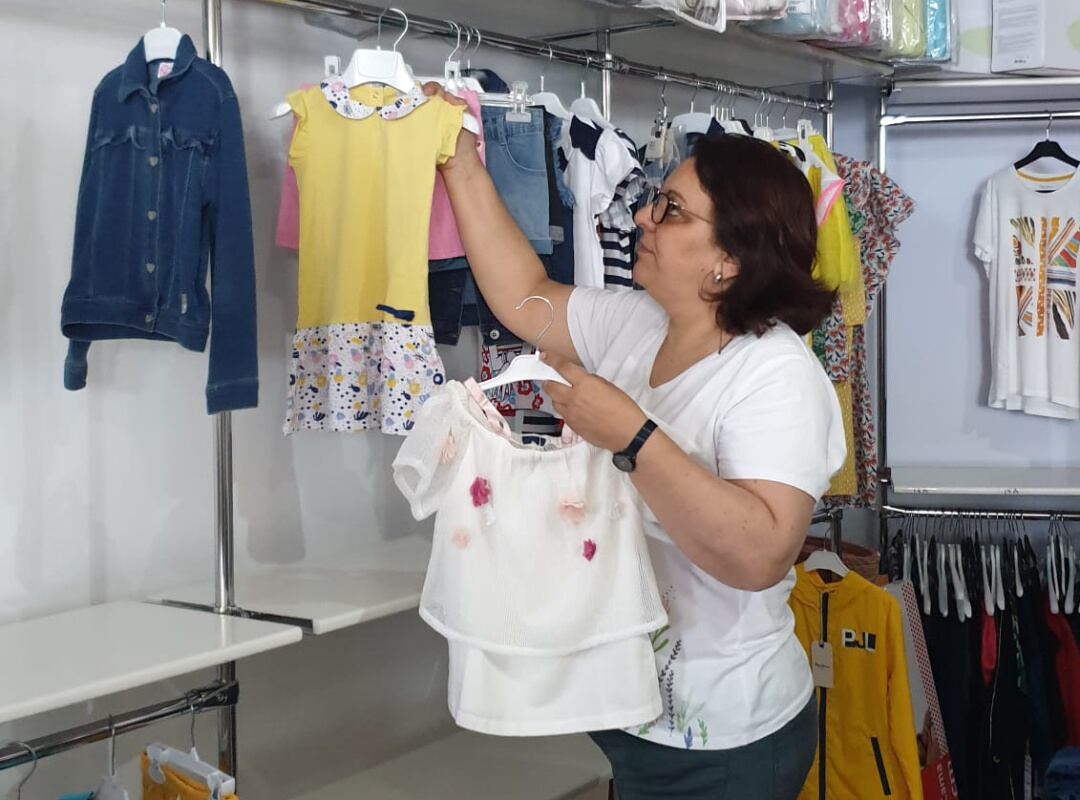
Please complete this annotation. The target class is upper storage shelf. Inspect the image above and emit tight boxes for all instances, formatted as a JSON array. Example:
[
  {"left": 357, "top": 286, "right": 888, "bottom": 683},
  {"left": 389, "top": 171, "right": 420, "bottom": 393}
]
[{"left": 275, "top": 0, "right": 892, "bottom": 91}]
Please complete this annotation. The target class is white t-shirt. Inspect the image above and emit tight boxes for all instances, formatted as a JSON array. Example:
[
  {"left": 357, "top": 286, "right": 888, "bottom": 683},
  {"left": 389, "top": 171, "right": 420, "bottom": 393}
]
[
  {"left": 974, "top": 166, "right": 1080, "bottom": 419},
  {"left": 567, "top": 287, "right": 847, "bottom": 750}
]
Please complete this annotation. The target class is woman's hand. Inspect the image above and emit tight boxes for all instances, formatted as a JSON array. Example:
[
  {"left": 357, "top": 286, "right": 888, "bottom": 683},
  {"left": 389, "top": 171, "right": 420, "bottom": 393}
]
[
  {"left": 421, "top": 82, "right": 480, "bottom": 171},
  {"left": 541, "top": 353, "right": 648, "bottom": 453}
]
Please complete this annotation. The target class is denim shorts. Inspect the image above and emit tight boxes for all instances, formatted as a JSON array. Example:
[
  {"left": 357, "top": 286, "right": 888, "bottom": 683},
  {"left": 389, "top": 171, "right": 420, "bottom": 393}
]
[
  {"left": 589, "top": 698, "right": 817, "bottom": 800},
  {"left": 481, "top": 105, "right": 552, "bottom": 255}
]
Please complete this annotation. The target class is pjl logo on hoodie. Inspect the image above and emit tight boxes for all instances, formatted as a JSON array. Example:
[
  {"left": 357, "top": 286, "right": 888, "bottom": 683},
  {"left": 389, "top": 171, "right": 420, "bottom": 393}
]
[{"left": 842, "top": 628, "right": 877, "bottom": 652}]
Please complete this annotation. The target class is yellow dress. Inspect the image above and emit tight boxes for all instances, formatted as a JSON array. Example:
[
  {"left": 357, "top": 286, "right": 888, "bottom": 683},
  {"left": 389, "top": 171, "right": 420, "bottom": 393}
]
[{"left": 284, "top": 80, "right": 464, "bottom": 434}]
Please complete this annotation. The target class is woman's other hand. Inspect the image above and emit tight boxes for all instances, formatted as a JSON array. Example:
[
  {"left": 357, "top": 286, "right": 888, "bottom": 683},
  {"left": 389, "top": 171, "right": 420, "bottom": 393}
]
[
  {"left": 421, "top": 82, "right": 479, "bottom": 171},
  {"left": 541, "top": 353, "right": 648, "bottom": 453}
]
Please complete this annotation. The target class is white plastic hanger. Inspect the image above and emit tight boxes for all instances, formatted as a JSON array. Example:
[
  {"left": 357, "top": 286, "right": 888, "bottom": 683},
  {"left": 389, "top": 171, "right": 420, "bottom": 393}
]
[
  {"left": 902, "top": 530, "right": 912, "bottom": 583},
  {"left": 949, "top": 542, "right": 971, "bottom": 621},
  {"left": 981, "top": 543, "right": 995, "bottom": 616},
  {"left": 531, "top": 46, "right": 571, "bottom": 120},
  {"left": 671, "top": 85, "right": 715, "bottom": 138},
  {"left": 147, "top": 744, "right": 235, "bottom": 800},
  {"left": 340, "top": 7, "right": 415, "bottom": 92},
  {"left": 1011, "top": 515, "right": 1024, "bottom": 600},
  {"left": 803, "top": 541, "right": 849, "bottom": 578},
  {"left": 94, "top": 718, "right": 130, "bottom": 800},
  {"left": 569, "top": 56, "right": 612, "bottom": 129},
  {"left": 993, "top": 543, "right": 1005, "bottom": 612},
  {"left": 144, "top": 0, "right": 182, "bottom": 63},
  {"left": 477, "top": 296, "right": 571, "bottom": 392},
  {"left": 917, "top": 530, "right": 932, "bottom": 615},
  {"left": 270, "top": 55, "right": 341, "bottom": 119},
  {"left": 1049, "top": 536, "right": 1062, "bottom": 615},
  {"left": 751, "top": 92, "right": 774, "bottom": 142},
  {"left": 936, "top": 540, "right": 949, "bottom": 618},
  {"left": 773, "top": 102, "right": 799, "bottom": 141}
]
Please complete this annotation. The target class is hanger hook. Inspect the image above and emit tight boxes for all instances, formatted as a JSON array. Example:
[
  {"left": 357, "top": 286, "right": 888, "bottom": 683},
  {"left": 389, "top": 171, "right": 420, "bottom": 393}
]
[
  {"left": 14, "top": 743, "right": 38, "bottom": 800},
  {"left": 689, "top": 80, "right": 700, "bottom": 113},
  {"left": 467, "top": 25, "right": 481, "bottom": 69},
  {"left": 376, "top": 6, "right": 408, "bottom": 52},
  {"left": 108, "top": 714, "right": 118, "bottom": 777},
  {"left": 540, "top": 44, "right": 554, "bottom": 92},
  {"left": 188, "top": 692, "right": 199, "bottom": 752},
  {"left": 515, "top": 296, "right": 556, "bottom": 349},
  {"left": 581, "top": 55, "right": 592, "bottom": 99},
  {"left": 446, "top": 21, "right": 462, "bottom": 62},
  {"left": 160, "top": 0, "right": 167, "bottom": 28},
  {"left": 1047, "top": 110, "right": 1054, "bottom": 140},
  {"left": 658, "top": 74, "right": 668, "bottom": 107}
]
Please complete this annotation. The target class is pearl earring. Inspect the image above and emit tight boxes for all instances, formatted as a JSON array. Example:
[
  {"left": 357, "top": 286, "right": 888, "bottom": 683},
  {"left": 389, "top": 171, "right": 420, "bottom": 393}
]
[{"left": 713, "top": 270, "right": 724, "bottom": 284}]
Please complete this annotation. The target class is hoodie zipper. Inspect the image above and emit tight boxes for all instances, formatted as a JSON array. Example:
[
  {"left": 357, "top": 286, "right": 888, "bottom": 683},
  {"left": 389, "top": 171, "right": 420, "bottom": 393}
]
[{"left": 818, "top": 592, "right": 829, "bottom": 800}]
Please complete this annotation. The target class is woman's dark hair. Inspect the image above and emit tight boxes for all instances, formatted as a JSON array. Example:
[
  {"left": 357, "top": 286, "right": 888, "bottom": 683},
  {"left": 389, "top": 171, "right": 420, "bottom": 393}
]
[{"left": 691, "top": 135, "right": 836, "bottom": 337}]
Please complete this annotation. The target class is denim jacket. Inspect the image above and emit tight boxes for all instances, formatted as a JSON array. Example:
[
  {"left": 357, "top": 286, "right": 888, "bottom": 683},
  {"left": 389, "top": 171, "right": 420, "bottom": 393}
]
[{"left": 62, "top": 35, "right": 258, "bottom": 413}]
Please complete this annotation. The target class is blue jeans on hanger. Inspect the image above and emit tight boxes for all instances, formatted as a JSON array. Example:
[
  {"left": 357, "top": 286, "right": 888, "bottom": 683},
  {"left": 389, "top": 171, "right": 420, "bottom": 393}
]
[{"left": 481, "top": 105, "right": 552, "bottom": 255}]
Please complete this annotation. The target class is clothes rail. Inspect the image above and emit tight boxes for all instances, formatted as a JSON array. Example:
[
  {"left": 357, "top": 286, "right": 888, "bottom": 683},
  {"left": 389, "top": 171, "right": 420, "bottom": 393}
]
[
  {"left": 882, "top": 109, "right": 1080, "bottom": 128},
  {"left": 252, "top": 0, "right": 831, "bottom": 112},
  {"left": 0, "top": 680, "right": 238, "bottom": 772},
  {"left": 882, "top": 504, "right": 1080, "bottom": 522}
]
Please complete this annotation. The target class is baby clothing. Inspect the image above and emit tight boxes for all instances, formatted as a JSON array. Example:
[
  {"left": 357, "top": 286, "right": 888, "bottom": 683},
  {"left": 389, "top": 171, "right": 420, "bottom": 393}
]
[
  {"left": 393, "top": 380, "right": 666, "bottom": 735},
  {"left": 283, "top": 79, "right": 463, "bottom": 435}
]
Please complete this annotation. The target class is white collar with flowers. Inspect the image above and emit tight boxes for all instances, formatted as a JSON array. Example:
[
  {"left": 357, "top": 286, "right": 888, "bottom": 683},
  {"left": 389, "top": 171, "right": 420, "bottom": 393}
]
[{"left": 320, "top": 78, "right": 428, "bottom": 121}]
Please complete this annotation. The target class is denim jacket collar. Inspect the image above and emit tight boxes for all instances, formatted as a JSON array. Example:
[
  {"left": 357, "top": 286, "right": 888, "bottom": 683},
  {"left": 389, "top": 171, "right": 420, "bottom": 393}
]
[{"left": 117, "top": 34, "right": 198, "bottom": 101}]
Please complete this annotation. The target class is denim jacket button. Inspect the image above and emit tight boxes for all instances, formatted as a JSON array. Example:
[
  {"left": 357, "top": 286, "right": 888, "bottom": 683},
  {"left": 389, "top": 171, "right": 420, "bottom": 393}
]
[
  {"left": 149, "top": 103, "right": 158, "bottom": 113},
  {"left": 146, "top": 262, "right": 156, "bottom": 274},
  {"left": 144, "top": 314, "right": 154, "bottom": 324},
  {"left": 147, "top": 210, "right": 157, "bottom": 221},
  {"left": 148, "top": 156, "right": 159, "bottom": 167},
  {"left": 489, "top": 329, "right": 501, "bottom": 341}
]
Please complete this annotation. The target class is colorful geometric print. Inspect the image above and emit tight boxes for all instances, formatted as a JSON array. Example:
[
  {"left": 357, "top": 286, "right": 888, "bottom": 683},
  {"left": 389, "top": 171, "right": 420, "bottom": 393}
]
[
  {"left": 1011, "top": 216, "right": 1036, "bottom": 248},
  {"left": 1052, "top": 289, "right": 1076, "bottom": 340},
  {"left": 1016, "top": 285, "right": 1034, "bottom": 336},
  {"left": 1038, "top": 218, "right": 1054, "bottom": 337},
  {"left": 1049, "top": 220, "right": 1080, "bottom": 287}
]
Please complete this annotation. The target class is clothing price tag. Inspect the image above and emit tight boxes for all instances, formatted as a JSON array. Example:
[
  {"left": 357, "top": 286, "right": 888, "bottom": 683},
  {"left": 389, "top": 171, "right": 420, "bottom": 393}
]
[
  {"left": 644, "top": 127, "right": 667, "bottom": 161},
  {"left": 157, "top": 62, "right": 174, "bottom": 79},
  {"left": 811, "top": 642, "right": 834, "bottom": 688}
]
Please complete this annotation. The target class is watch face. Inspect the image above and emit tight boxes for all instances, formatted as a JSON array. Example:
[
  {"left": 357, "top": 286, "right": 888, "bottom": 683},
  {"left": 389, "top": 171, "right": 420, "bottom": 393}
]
[{"left": 613, "top": 453, "right": 634, "bottom": 473}]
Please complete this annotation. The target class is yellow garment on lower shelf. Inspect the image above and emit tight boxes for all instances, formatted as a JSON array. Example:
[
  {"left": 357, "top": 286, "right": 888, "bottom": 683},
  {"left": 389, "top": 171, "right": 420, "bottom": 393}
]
[
  {"left": 142, "top": 753, "right": 239, "bottom": 800},
  {"left": 826, "top": 380, "right": 857, "bottom": 497}
]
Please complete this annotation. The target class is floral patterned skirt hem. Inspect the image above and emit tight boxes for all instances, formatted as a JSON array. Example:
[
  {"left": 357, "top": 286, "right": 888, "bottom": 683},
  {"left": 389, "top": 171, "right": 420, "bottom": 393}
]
[{"left": 283, "top": 321, "right": 446, "bottom": 436}]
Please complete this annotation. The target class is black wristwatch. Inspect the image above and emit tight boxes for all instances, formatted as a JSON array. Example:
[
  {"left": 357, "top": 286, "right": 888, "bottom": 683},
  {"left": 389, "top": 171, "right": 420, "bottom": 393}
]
[{"left": 613, "top": 419, "right": 658, "bottom": 473}]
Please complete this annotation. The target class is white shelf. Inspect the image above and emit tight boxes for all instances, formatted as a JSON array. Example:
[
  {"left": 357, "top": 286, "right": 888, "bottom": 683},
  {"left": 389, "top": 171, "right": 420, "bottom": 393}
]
[
  {"left": 890, "top": 466, "right": 1080, "bottom": 497},
  {"left": 0, "top": 601, "right": 302, "bottom": 725},
  {"left": 152, "top": 535, "right": 432, "bottom": 635},
  {"left": 291, "top": 730, "right": 611, "bottom": 800}
]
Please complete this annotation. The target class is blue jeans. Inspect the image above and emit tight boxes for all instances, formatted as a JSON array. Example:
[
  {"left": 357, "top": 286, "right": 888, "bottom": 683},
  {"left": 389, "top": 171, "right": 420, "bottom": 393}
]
[
  {"left": 589, "top": 699, "right": 817, "bottom": 800},
  {"left": 1048, "top": 748, "right": 1080, "bottom": 800},
  {"left": 481, "top": 105, "right": 552, "bottom": 255}
]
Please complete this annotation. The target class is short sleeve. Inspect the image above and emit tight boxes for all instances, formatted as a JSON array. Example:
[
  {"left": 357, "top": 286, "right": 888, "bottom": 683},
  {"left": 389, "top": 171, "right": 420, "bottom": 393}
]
[
  {"left": 274, "top": 119, "right": 301, "bottom": 251},
  {"left": 286, "top": 89, "right": 308, "bottom": 167},
  {"left": 392, "top": 391, "right": 460, "bottom": 520},
  {"left": 590, "top": 134, "right": 635, "bottom": 217},
  {"left": 567, "top": 287, "right": 654, "bottom": 372},
  {"left": 714, "top": 354, "right": 846, "bottom": 500},
  {"left": 973, "top": 179, "right": 994, "bottom": 273},
  {"left": 435, "top": 98, "right": 465, "bottom": 165}
]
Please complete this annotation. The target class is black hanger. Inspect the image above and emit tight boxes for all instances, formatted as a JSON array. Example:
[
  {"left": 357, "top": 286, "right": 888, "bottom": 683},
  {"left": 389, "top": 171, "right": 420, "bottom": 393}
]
[{"left": 1014, "top": 113, "right": 1079, "bottom": 170}]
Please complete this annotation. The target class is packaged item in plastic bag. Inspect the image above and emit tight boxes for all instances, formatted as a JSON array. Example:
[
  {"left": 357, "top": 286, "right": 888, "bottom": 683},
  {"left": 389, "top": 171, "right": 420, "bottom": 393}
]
[
  {"left": 923, "top": 0, "right": 953, "bottom": 61},
  {"left": 726, "top": 0, "right": 788, "bottom": 21},
  {"left": 882, "top": 0, "right": 926, "bottom": 58},
  {"left": 751, "top": 0, "right": 842, "bottom": 38},
  {"left": 582, "top": 0, "right": 726, "bottom": 32},
  {"left": 825, "top": 0, "right": 879, "bottom": 46}
]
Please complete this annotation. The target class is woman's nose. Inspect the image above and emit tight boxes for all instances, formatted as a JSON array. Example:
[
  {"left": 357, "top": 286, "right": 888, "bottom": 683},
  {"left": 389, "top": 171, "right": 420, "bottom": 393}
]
[{"left": 634, "top": 205, "right": 654, "bottom": 232}]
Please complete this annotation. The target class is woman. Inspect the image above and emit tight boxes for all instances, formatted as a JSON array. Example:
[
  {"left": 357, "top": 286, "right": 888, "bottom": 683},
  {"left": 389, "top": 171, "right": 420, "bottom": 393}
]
[{"left": 429, "top": 85, "right": 846, "bottom": 799}]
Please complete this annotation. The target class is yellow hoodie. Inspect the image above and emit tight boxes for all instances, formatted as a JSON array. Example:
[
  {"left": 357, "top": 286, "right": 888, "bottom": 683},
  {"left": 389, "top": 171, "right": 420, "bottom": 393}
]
[{"left": 789, "top": 565, "right": 923, "bottom": 800}]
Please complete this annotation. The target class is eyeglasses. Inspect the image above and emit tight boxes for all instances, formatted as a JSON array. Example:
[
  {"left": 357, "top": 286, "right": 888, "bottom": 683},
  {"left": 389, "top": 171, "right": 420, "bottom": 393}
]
[{"left": 647, "top": 187, "right": 712, "bottom": 225}]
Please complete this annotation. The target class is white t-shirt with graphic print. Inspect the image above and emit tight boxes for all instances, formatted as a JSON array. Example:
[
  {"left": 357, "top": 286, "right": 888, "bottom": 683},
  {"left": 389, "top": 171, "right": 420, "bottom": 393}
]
[
  {"left": 567, "top": 286, "right": 846, "bottom": 750},
  {"left": 974, "top": 166, "right": 1080, "bottom": 419}
]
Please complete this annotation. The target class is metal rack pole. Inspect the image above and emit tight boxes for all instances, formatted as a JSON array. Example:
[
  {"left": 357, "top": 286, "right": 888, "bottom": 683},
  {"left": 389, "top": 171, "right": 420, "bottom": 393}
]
[
  {"left": 882, "top": 109, "right": 1080, "bottom": 127},
  {"left": 598, "top": 27, "right": 612, "bottom": 121},
  {"left": 875, "top": 85, "right": 891, "bottom": 554},
  {"left": 0, "top": 681, "right": 238, "bottom": 772},
  {"left": 203, "top": 0, "right": 238, "bottom": 780},
  {"left": 823, "top": 80, "right": 835, "bottom": 149},
  {"left": 882, "top": 504, "right": 1080, "bottom": 522},
  {"left": 250, "top": 0, "right": 831, "bottom": 112}
]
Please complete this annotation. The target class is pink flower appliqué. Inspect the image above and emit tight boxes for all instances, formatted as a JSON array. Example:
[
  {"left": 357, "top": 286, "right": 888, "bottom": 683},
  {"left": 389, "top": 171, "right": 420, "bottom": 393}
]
[
  {"left": 439, "top": 433, "right": 457, "bottom": 465},
  {"left": 558, "top": 497, "right": 587, "bottom": 526},
  {"left": 583, "top": 539, "right": 597, "bottom": 561},
  {"left": 469, "top": 477, "right": 492, "bottom": 508},
  {"left": 451, "top": 527, "right": 471, "bottom": 550}
]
